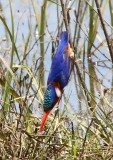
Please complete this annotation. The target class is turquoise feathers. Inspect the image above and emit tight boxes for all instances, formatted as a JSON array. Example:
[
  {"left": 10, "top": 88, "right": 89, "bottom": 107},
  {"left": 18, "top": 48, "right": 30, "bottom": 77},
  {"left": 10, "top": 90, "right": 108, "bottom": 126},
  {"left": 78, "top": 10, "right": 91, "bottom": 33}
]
[{"left": 43, "top": 84, "right": 56, "bottom": 111}]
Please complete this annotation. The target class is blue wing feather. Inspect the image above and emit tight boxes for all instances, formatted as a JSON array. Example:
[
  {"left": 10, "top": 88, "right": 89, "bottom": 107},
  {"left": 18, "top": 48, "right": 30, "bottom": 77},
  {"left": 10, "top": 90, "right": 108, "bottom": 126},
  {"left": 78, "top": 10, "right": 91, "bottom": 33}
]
[{"left": 47, "top": 31, "right": 71, "bottom": 89}]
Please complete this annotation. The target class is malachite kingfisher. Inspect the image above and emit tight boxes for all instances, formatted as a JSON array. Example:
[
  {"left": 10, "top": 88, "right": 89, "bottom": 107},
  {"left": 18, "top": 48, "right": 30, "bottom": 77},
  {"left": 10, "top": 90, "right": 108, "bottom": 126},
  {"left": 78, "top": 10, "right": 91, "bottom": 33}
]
[{"left": 39, "top": 31, "right": 74, "bottom": 132}]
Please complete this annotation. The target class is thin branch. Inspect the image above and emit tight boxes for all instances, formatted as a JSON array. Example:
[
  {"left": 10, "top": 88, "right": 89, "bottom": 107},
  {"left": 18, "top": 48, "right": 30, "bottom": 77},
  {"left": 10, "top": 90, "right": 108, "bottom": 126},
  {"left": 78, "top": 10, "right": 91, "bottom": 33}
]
[
  {"left": 60, "top": 0, "right": 92, "bottom": 110},
  {"left": 95, "top": 0, "right": 113, "bottom": 63}
]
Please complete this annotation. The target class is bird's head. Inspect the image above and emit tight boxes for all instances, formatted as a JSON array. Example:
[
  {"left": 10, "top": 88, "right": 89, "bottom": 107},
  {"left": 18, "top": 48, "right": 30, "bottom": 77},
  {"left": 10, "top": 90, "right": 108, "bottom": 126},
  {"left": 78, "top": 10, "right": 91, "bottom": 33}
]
[
  {"left": 43, "top": 84, "right": 57, "bottom": 111},
  {"left": 39, "top": 83, "right": 62, "bottom": 132}
]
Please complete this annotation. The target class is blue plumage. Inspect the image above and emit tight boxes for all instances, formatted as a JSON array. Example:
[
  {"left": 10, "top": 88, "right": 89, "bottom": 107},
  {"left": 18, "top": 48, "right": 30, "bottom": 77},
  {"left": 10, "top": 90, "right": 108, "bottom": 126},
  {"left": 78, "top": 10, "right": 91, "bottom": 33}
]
[
  {"left": 47, "top": 31, "right": 71, "bottom": 89},
  {"left": 40, "top": 31, "right": 72, "bottom": 131}
]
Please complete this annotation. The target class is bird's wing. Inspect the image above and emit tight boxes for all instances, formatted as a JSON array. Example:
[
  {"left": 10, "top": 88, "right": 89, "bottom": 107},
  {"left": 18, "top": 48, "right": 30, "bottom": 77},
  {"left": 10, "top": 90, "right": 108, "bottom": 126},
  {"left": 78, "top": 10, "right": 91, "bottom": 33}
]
[
  {"left": 47, "top": 46, "right": 71, "bottom": 89},
  {"left": 47, "top": 31, "right": 73, "bottom": 89}
]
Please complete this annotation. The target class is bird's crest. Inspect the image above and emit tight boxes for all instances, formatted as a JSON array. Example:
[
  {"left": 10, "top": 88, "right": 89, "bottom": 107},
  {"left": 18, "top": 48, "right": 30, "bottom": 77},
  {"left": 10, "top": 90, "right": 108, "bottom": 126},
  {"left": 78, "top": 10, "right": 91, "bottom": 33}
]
[{"left": 43, "top": 84, "right": 56, "bottom": 111}]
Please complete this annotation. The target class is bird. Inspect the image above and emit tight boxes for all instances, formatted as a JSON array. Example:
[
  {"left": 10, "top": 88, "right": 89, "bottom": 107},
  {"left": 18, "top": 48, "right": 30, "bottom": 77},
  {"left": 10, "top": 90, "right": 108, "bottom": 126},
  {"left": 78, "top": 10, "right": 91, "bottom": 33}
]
[{"left": 39, "top": 31, "right": 74, "bottom": 132}]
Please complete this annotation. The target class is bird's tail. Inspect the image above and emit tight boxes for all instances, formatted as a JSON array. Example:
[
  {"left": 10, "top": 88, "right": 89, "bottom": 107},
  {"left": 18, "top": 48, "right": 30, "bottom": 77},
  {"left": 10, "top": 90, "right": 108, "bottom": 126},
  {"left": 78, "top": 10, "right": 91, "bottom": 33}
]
[
  {"left": 60, "top": 31, "right": 68, "bottom": 43},
  {"left": 39, "top": 110, "right": 51, "bottom": 132}
]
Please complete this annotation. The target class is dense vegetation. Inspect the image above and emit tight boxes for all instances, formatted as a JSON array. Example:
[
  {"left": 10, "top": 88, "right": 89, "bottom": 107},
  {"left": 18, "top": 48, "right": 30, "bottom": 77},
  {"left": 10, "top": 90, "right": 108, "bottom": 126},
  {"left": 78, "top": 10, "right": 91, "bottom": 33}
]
[{"left": 0, "top": 0, "right": 113, "bottom": 159}]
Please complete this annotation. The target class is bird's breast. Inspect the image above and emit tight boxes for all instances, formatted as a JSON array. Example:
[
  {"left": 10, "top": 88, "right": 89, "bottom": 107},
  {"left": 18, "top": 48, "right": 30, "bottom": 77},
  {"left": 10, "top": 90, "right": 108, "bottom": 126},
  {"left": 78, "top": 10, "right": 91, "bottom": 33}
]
[{"left": 64, "top": 43, "right": 74, "bottom": 58}]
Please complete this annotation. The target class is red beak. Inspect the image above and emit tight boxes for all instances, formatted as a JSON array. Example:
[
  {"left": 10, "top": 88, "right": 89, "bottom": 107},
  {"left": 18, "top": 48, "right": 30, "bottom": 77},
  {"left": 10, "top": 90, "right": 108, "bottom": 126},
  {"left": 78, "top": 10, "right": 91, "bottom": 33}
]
[{"left": 39, "top": 110, "right": 51, "bottom": 132}]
